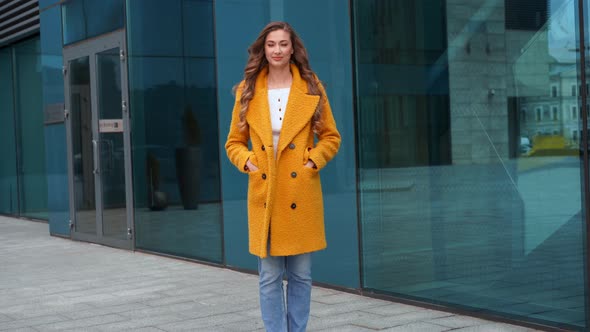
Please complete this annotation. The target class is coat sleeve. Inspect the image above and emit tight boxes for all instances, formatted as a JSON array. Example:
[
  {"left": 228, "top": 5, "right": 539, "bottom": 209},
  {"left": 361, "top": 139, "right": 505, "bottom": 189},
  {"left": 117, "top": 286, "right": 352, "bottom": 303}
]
[
  {"left": 225, "top": 82, "right": 256, "bottom": 174},
  {"left": 309, "top": 83, "right": 341, "bottom": 170}
]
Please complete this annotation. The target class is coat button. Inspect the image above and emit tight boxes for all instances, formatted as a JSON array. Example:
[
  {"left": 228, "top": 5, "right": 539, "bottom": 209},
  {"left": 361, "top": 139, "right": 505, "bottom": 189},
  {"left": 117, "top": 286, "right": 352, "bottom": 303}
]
[
  {"left": 291, "top": 203, "right": 296, "bottom": 209},
  {"left": 291, "top": 172, "right": 297, "bottom": 178},
  {"left": 264, "top": 202, "right": 267, "bottom": 208},
  {"left": 262, "top": 173, "right": 267, "bottom": 180},
  {"left": 289, "top": 143, "right": 296, "bottom": 149},
  {"left": 261, "top": 145, "right": 265, "bottom": 151}
]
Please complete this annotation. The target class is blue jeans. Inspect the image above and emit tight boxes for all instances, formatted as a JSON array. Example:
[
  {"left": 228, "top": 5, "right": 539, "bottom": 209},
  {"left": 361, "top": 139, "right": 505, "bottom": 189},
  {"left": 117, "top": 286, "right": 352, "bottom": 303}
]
[{"left": 258, "top": 253, "right": 312, "bottom": 332}]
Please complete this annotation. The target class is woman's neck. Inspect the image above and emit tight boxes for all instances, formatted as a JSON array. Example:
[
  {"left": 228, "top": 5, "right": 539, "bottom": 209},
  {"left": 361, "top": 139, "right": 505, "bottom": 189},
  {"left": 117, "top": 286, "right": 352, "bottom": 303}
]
[{"left": 267, "top": 65, "right": 292, "bottom": 89}]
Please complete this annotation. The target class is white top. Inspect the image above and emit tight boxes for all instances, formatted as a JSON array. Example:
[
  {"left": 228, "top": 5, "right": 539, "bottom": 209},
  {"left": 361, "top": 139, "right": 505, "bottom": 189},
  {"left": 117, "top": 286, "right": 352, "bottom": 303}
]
[{"left": 268, "top": 88, "right": 290, "bottom": 158}]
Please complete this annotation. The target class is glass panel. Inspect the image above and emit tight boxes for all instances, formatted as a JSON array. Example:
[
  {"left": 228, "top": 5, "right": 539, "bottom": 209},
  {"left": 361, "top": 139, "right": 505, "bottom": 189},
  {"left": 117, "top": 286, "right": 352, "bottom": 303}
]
[
  {"left": 214, "top": 0, "right": 359, "bottom": 285},
  {"left": 69, "top": 56, "right": 95, "bottom": 235},
  {"left": 355, "top": 0, "right": 586, "bottom": 329},
  {"left": 0, "top": 48, "right": 18, "bottom": 215},
  {"left": 97, "top": 47, "right": 127, "bottom": 239},
  {"left": 41, "top": 5, "right": 71, "bottom": 235},
  {"left": 214, "top": 0, "right": 269, "bottom": 270},
  {"left": 40, "top": 0, "right": 60, "bottom": 10},
  {"left": 126, "top": 0, "right": 182, "bottom": 57},
  {"left": 127, "top": 0, "right": 222, "bottom": 263},
  {"left": 61, "top": 0, "right": 124, "bottom": 45},
  {"left": 14, "top": 38, "right": 48, "bottom": 220},
  {"left": 183, "top": 0, "right": 214, "bottom": 58}
]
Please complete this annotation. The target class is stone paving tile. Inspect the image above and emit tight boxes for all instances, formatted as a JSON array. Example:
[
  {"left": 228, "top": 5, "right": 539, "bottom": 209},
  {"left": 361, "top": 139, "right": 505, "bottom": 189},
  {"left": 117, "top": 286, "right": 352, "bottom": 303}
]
[
  {"left": 0, "top": 292, "right": 49, "bottom": 313},
  {"left": 158, "top": 283, "right": 228, "bottom": 297},
  {"left": 211, "top": 314, "right": 266, "bottom": 331},
  {"left": 58, "top": 279, "right": 170, "bottom": 298},
  {"left": 360, "top": 302, "right": 424, "bottom": 316},
  {"left": 42, "top": 293, "right": 121, "bottom": 306},
  {"left": 0, "top": 314, "right": 68, "bottom": 331},
  {"left": 0, "top": 313, "right": 13, "bottom": 323},
  {"left": 306, "top": 310, "right": 388, "bottom": 331},
  {"left": 312, "top": 324, "right": 379, "bottom": 331},
  {"left": 3, "top": 328, "right": 39, "bottom": 332},
  {"left": 61, "top": 313, "right": 187, "bottom": 331},
  {"left": 313, "top": 293, "right": 360, "bottom": 305},
  {"left": 178, "top": 292, "right": 254, "bottom": 309},
  {"left": 0, "top": 303, "right": 95, "bottom": 320},
  {"left": 59, "top": 302, "right": 152, "bottom": 320},
  {"left": 121, "top": 328, "right": 167, "bottom": 332},
  {"left": 311, "top": 287, "right": 341, "bottom": 298},
  {"left": 31, "top": 313, "right": 127, "bottom": 331},
  {"left": 114, "top": 284, "right": 179, "bottom": 297},
  {"left": 117, "top": 301, "right": 204, "bottom": 319},
  {"left": 381, "top": 321, "right": 453, "bottom": 331},
  {"left": 311, "top": 299, "right": 390, "bottom": 318},
  {"left": 155, "top": 312, "right": 253, "bottom": 331},
  {"left": 175, "top": 299, "right": 255, "bottom": 320},
  {"left": 213, "top": 280, "right": 260, "bottom": 296},
  {"left": 235, "top": 307, "right": 262, "bottom": 319},
  {"left": 347, "top": 309, "right": 454, "bottom": 330},
  {"left": 453, "top": 323, "right": 542, "bottom": 332},
  {"left": 91, "top": 292, "right": 167, "bottom": 306},
  {"left": 427, "top": 315, "right": 494, "bottom": 329},
  {"left": 142, "top": 292, "right": 219, "bottom": 307},
  {"left": 0, "top": 285, "right": 87, "bottom": 303}
]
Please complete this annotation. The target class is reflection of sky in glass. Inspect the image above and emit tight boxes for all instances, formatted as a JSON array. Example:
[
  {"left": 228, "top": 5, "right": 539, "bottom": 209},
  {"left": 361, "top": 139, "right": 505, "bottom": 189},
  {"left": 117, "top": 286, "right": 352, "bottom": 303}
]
[{"left": 548, "top": 0, "right": 576, "bottom": 62}]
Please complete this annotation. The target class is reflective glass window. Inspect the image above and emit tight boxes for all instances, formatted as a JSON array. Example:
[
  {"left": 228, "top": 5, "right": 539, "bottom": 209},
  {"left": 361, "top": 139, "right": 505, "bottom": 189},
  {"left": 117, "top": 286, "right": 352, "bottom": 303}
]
[
  {"left": 61, "top": 0, "right": 124, "bottom": 45},
  {"left": 127, "top": 0, "right": 222, "bottom": 263},
  {"left": 0, "top": 38, "right": 48, "bottom": 219},
  {"left": 354, "top": 0, "right": 586, "bottom": 328},
  {"left": 126, "top": 0, "right": 182, "bottom": 56},
  {"left": 0, "top": 48, "right": 18, "bottom": 215},
  {"left": 14, "top": 38, "right": 48, "bottom": 220},
  {"left": 41, "top": 5, "right": 71, "bottom": 235}
]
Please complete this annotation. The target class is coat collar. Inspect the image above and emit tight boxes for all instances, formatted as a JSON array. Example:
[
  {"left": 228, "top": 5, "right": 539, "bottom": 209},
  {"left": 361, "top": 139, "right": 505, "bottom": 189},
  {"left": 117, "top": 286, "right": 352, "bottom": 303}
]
[{"left": 246, "top": 64, "right": 320, "bottom": 155}]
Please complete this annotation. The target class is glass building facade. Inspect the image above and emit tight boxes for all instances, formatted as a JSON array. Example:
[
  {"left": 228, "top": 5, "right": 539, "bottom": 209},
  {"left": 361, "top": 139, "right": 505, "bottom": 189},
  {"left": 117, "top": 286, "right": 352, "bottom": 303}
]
[
  {"left": 0, "top": 37, "right": 48, "bottom": 220},
  {"left": 1, "top": 0, "right": 589, "bottom": 329},
  {"left": 355, "top": 0, "right": 587, "bottom": 327}
]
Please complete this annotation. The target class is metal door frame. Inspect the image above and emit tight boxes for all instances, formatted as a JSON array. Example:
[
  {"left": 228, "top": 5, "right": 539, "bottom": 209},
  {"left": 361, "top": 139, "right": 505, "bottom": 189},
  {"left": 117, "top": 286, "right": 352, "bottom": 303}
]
[{"left": 63, "top": 29, "right": 134, "bottom": 250}]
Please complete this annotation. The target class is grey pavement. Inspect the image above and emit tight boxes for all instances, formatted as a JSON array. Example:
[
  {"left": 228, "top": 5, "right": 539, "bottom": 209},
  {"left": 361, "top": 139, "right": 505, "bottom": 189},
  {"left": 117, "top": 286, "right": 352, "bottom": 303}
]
[{"left": 0, "top": 216, "right": 546, "bottom": 332}]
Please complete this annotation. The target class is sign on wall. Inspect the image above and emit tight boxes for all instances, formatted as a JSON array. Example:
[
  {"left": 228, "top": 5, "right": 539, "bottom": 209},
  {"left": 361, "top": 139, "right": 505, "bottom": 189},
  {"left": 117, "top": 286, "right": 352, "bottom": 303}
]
[{"left": 99, "top": 119, "right": 123, "bottom": 133}]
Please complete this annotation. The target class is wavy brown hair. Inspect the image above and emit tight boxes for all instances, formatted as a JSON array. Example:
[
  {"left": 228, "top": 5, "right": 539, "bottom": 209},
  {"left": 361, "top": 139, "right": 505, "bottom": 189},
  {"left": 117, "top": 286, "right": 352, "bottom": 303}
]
[{"left": 234, "top": 21, "right": 324, "bottom": 133}]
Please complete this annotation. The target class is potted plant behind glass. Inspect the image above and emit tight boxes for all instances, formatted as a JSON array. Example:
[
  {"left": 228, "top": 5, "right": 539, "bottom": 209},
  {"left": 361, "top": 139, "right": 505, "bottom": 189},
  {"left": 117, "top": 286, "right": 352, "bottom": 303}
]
[
  {"left": 175, "top": 105, "right": 201, "bottom": 209},
  {"left": 147, "top": 152, "right": 168, "bottom": 211}
]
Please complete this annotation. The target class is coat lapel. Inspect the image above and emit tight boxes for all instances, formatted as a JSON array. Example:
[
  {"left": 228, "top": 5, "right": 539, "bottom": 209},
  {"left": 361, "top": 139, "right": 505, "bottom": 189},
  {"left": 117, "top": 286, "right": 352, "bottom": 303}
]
[
  {"left": 277, "top": 64, "right": 320, "bottom": 155},
  {"left": 246, "top": 68, "right": 273, "bottom": 147},
  {"left": 245, "top": 64, "right": 320, "bottom": 154}
]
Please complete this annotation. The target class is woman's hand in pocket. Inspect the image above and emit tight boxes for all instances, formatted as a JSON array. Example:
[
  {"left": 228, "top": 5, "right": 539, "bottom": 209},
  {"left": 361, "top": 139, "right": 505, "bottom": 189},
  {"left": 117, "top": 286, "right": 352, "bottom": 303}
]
[
  {"left": 246, "top": 159, "right": 259, "bottom": 172},
  {"left": 304, "top": 160, "right": 316, "bottom": 169}
]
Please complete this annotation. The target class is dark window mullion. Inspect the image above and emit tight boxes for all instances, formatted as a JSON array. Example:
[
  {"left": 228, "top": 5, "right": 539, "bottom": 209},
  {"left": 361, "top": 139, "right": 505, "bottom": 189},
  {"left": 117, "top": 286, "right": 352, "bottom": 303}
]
[{"left": 10, "top": 45, "right": 22, "bottom": 216}]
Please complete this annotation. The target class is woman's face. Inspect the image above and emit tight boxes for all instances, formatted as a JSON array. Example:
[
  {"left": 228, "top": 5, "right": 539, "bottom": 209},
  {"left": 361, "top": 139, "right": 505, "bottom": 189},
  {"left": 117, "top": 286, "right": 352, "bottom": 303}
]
[{"left": 265, "top": 29, "right": 293, "bottom": 68}]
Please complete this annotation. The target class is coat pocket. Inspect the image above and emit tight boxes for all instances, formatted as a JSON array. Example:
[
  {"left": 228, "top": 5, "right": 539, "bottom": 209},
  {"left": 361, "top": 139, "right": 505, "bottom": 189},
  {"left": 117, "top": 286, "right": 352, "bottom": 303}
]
[
  {"left": 302, "top": 146, "right": 312, "bottom": 165},
  {"left": 248, "top": 153, "right": 259, "bottom": 170},
  {"left": 302, "top": 164, "right": 319, "bottom": 177},
  {"left": 247, "top": 169, "right": 267, "bottom": 206}
]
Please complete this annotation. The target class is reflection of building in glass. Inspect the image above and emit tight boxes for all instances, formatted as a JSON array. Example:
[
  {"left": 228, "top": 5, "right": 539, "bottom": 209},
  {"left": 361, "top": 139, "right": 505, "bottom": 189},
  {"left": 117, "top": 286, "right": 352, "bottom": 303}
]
[
  {"left": 519, "top": 64, "right": 580, "bottom": 146},
  {"left": 356, "top": 0, "right": 585, "bottom": 329}
]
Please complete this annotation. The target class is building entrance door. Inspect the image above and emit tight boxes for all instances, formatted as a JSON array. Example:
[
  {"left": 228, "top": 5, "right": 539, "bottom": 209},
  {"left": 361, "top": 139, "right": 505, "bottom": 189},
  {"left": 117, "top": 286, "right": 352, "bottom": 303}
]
[{"left": 63, "top": 30, "right": 133, "bottom": 249}]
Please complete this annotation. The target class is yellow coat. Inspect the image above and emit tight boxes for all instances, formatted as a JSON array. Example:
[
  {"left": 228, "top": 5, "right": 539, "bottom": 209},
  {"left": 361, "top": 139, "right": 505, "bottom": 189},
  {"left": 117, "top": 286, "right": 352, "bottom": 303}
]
[{"left": 225, "top": 64, "right": 341, "bottom": 258}]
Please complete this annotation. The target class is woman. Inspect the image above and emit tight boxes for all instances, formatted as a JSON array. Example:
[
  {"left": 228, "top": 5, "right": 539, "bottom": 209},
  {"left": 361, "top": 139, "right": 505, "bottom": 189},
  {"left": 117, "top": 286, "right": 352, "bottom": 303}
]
[{"left": 225, "top": 21, "right": 341, "bottom": 332}]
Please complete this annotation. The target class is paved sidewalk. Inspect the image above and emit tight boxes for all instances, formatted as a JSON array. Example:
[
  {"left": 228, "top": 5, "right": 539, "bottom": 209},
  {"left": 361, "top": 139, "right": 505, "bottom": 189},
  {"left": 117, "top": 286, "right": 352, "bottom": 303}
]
[{"left": 0, "top": 216, "right": 544, "bottom": 332}]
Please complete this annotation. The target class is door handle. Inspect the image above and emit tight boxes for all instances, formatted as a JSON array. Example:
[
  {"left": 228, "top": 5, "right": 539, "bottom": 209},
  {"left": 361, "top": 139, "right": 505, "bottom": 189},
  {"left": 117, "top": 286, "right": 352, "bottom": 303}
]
[{"left": 92, "top": 139, "right": 99, "bottom": 174}]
